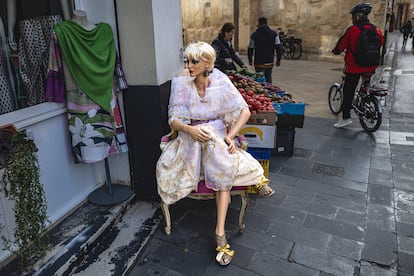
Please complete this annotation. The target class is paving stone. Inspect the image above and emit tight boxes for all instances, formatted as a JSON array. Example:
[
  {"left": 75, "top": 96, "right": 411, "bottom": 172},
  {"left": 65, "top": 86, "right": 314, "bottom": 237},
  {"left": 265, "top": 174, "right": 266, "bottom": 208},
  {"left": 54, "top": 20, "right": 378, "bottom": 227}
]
[
  {"left": 323, "top": 177, "right": 368, "bottom": 193},
  {"left": 370, "top": 156, "right": 393, "bottom": 171},
  {"left": 396, "top": 221, "right": 414, "bottom": 238},
  {"left": 303, "top": 214, "right": 364, "bottom": 241},
  {"left": 222, "top": 243, "right": 257, "bottom": 270},
  {"left": 252, "top": 201, "right": 306, "bottom": 225},
  {"left": 289, "top": 244, "right": 357, "bottom": 276},
  {"left": 368, "top": 184, "right": 394, "bottom": 206},
  {"left": 232, "top": 229, "right": 293, "bottom": 259},
  {"left": 359, "top": 261, "right": 398, "bottom": 276},
  {"left": 279, "top": 166, "right": 326, "bottom": 183},
  {"left": 362, "top": 227, "right": 397, "bottom": 266},
  {"left": 394, "top": 178, "right": 414, "bottom": 193},
  {"left": 366, "top": 204, "right": 395, "bottom": 231},
  {"left": 247, "top": 251, "right": 320, "bottom": 276},
  {"left": 399, "top": 252, "right": 414, "bottom": 274},
  {"left": 398, "top": 236, "right": 414, "bottom": 254},
  {"left": 334, "top": 208, "right": 365, "bottom": 228},
  {"left": 273, "top": 181, "right": 316, "bottom": 202},
  {"left": 371, "top": 144, "right": 392, "bottom": 158},
  {"left": 128, "top": 261, "right": 187, "bottom": 276},
  {"left": 396, "top": 209, "right": 414, "bottom": 225},
  {"left": 313, "top": 193, "right": 366, "bottom": 213},
  {"left": 341, "top": 163, "right": 370, "bottom": 183},
  {"left": 282, "top": 194, "right": 337, "bottom": 218},
  {"left": 202, "top": 263, "right": 261, "bottom": 276},
  {"left": 328, "top": 236, "right": 363, "bottom": 261},
  {"left": 395, "top": 190, "right": 414, "bottom": 213},
  {"left": 368, "top": 168, "right": 394, "bottom": 187},
  {"left": 243, "top": 212, "right": 275, "bottom": 233},
  {"left": 138, "top": 242, "right": 210, "bottom": 275},
  {"left": 269, "top": 220, "right": 331, "bottom": 251}
]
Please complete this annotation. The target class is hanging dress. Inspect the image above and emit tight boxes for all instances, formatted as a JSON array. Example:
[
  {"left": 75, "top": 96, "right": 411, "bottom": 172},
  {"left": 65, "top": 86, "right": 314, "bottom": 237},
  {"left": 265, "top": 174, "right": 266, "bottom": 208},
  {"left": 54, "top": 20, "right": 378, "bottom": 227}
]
[
  {"left": 0, "top": 17, "right": 17, "bottom": 114},
  {"left": 52, "top": 20, "right": 128, "bottom": 163},
  {"left": 15, "top": 0, "right": 64, "bottom": 106}
]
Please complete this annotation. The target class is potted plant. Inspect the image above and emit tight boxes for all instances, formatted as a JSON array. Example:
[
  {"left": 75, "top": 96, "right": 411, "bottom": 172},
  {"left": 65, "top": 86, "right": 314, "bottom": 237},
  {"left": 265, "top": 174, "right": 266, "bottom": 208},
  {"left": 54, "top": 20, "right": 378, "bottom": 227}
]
[{"left": 0, "top": 128, "right": 49, "bottom": 271}]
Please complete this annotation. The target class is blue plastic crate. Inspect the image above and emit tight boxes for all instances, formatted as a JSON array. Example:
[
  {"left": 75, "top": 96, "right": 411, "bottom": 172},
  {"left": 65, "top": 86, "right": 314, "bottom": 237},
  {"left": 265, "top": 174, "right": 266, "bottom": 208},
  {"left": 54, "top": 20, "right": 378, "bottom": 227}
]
[
  {"left": 247, "top": 147, "right": 272, "bottom": 160},
  {"left": 272, "top": 102, "right": 305, "bottom": 115}
]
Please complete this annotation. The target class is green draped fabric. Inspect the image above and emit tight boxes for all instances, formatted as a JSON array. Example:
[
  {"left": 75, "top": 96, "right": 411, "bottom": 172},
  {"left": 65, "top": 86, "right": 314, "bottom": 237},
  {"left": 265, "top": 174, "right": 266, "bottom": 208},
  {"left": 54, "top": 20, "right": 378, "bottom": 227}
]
[{"left": 54, "top": 20, "right": 116, "bottom": 112}]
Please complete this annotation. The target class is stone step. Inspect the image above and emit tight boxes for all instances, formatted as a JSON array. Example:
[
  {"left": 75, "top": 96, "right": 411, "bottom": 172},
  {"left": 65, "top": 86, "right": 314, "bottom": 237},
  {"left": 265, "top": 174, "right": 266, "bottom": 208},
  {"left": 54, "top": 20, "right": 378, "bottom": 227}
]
[{"left": 0, "top": 195, "right": 160, "bottom": 276}]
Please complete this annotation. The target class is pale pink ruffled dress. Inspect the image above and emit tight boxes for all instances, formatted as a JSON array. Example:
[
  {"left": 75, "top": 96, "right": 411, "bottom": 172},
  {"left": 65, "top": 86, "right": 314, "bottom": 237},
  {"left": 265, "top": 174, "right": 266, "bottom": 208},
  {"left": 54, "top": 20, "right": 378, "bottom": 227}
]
[{"left": 156, "top": 69, "right": 267, "bottom": 205}]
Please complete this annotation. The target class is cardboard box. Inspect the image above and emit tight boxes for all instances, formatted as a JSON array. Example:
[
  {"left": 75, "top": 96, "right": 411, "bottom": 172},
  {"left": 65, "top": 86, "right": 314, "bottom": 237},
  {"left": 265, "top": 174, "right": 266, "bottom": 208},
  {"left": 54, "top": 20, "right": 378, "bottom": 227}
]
[
  {"left": 240, "top": 124, "right": 276, "bottom": 148},
  {"left": 247, "top": 111, "right": 276, "bottom": 126}
]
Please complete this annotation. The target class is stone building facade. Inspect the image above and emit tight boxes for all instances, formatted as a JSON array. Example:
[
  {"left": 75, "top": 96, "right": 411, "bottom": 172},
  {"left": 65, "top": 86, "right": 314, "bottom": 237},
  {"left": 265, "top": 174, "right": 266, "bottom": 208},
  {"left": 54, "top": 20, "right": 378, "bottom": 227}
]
[{"left": 181, "top": 0, "right": 393, "bottom": 61}]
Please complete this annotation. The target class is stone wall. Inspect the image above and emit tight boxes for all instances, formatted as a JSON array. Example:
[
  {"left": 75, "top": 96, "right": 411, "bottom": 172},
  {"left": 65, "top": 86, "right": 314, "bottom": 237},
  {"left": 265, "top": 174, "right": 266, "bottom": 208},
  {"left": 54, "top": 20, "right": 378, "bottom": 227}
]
[{"left": 181, "top": 0, "right": 387, "bottom": 61}]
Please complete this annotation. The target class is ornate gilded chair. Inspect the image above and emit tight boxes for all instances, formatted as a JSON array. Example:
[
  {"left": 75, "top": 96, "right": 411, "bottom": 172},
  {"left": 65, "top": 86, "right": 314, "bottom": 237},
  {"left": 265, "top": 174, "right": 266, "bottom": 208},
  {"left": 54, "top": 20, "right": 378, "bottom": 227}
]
[{"left": 159, "top": 134, "right": 250, "bottom": 235}]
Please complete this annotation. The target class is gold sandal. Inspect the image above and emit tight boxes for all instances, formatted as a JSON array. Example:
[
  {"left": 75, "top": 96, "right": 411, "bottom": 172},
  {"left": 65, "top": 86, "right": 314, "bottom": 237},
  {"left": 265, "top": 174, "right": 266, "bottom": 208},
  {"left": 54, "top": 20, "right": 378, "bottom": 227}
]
[
  {"left": 256, "top": 178, "right": 275, "bottom": 198},
  {"left": 215, "top": 234, "right": 235, "bottom": 266}
]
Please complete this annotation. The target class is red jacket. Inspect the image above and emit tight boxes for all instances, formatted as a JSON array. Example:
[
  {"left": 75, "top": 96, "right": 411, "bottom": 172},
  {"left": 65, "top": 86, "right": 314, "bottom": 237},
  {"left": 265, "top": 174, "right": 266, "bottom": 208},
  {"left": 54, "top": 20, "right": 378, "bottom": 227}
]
[{"left": 333, "top": 23, "right": 384, "bottom": 74}]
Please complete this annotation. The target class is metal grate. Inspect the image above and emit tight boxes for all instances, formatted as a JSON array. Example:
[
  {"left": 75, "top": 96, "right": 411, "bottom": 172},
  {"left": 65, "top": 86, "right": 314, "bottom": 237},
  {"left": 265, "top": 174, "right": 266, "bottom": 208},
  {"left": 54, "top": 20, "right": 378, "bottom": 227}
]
[
  {"left": 312, "top": 163, "right": 344, "bottom": 177},
  {"left": 406, "top": 136, "right": 414, "bottom": 141}
]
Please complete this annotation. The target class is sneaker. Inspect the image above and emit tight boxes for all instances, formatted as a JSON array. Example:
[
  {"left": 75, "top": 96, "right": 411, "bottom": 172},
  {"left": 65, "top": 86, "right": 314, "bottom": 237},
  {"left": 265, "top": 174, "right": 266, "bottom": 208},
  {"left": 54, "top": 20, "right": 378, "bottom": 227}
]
[{"left": 334, "top": 118, "right": 352, "bottom": 128}]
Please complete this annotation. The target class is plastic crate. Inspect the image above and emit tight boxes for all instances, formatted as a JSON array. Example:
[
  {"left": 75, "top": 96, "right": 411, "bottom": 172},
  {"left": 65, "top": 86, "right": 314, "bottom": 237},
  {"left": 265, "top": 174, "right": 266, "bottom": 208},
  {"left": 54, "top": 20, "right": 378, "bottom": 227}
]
[
  {"left": 247, "top": 147, "right": 272, "bottom": 160},
  {"left": 247, "top": 159, "right": 270, "bottom": 194},
  {"left": 272, "top": 102, "right": 305, "bottom": 115},
  {"left": 259, "top": 159, "right": 269, "bottom": 178}
]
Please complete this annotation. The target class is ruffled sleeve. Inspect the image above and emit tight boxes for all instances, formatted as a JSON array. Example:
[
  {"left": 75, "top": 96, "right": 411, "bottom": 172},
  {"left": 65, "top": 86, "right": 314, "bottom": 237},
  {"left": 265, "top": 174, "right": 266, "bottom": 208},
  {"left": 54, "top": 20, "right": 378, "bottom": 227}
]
[
  {"left": 168, "top": 76, "right": 193, "bottom": 125},
  {"left": 214, "top": 70, "right": 248, "bottom": 126}
]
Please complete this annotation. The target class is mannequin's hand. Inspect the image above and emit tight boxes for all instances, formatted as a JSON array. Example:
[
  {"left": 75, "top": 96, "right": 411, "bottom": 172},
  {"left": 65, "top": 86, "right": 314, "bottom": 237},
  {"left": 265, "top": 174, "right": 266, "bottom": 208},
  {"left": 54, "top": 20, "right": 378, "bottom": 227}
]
[
  {"left": 224, "top": 136, "right": 236, "bottom": 154},
  {"left": 189, "top": 125, "right": 211, "bottom": 142}
]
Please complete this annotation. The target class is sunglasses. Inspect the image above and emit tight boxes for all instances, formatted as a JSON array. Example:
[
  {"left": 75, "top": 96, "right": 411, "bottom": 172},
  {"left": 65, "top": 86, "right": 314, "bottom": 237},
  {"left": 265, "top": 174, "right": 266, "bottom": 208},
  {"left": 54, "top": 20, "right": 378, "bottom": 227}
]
[{"left": 184, "top": 58, "right": 200, "bottom": 65}]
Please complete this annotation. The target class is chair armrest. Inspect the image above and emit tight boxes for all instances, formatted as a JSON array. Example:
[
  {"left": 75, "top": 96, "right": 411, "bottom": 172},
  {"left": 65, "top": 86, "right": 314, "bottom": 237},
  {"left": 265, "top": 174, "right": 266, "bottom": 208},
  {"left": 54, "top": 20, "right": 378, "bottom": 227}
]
[{"left": 237, "top": 135, "right": 248, "bottom": 151}]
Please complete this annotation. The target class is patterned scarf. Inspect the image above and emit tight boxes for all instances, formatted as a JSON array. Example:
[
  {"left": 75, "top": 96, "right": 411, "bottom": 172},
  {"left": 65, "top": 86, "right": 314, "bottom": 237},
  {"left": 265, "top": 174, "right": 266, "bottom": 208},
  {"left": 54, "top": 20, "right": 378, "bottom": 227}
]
[{"left": 54, "top": 20, "right": 116, "bottom": 112}]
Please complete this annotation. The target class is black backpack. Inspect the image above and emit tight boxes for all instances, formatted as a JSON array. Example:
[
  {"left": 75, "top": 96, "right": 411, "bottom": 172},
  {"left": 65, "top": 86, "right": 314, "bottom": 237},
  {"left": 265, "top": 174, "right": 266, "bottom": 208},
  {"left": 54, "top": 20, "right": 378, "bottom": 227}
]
[{"left": 353, "top": 24, "right": 381, "bottom": 67}]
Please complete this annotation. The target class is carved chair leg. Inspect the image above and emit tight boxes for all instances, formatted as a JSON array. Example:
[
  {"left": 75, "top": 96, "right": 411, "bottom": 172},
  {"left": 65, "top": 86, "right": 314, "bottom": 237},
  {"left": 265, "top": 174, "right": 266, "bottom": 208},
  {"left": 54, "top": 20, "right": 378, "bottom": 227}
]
[
  {"left": 160, "top": 201, "right": 171, "bottom": 235},
  {"left": 238, "top": 191, "right": 249, "bottom": 233}
]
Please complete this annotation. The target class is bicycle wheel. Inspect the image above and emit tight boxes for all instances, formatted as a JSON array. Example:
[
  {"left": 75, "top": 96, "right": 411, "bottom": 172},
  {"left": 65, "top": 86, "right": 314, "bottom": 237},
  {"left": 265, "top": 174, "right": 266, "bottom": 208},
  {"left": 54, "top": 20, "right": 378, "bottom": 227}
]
[
  {"left": 291, "top": 41, "right": 302, "bottom": 60},
  {"left": 328, "top": 85, "right": 342, "bottom": 114},
  {"left": 282, "top": 41, "right": 291, "bottom": 59},
  {"left": 359, "top": 96, "right": 382, "bottom": 132}
]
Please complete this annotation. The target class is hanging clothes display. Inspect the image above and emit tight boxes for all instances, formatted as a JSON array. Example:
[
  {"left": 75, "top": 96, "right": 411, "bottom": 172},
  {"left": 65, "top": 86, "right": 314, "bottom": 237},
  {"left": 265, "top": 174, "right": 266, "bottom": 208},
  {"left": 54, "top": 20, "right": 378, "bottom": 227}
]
[
  {"left": 14, "top": 0, "right": 64, "bottom": 106},
  {"left": 0, "top": 17, "right": 17, "bottom": 115},
  {"left": 51, "top": 20, "right": 128, "bottom": 163}
]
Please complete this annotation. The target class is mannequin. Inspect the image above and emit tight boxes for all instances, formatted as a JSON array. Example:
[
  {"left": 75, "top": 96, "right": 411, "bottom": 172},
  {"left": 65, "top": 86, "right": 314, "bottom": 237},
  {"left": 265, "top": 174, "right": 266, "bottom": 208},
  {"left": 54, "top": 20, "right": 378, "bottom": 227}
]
[
  {"left": 6, "top": 0, "right": 71, "bottom": 50},
  {"left": 71, "top": 10, "right": 95, "bottom": 31}
]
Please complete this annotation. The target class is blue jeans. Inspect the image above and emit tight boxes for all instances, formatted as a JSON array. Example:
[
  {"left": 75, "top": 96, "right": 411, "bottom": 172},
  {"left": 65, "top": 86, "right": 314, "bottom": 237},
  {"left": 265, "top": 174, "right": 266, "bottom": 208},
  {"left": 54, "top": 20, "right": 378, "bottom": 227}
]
[{"left": 254, "top": 67, "right": 273, "bottom": 83}]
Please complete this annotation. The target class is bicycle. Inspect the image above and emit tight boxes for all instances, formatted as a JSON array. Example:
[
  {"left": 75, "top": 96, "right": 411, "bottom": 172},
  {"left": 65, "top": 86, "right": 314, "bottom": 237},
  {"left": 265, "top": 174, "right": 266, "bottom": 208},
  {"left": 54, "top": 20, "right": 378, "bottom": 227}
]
[
  {"left": 277, "top": 29, "right": 302, "bottom": 60},
  {"left": 328, "top": 71, "right": 388, "bottom": 132}
]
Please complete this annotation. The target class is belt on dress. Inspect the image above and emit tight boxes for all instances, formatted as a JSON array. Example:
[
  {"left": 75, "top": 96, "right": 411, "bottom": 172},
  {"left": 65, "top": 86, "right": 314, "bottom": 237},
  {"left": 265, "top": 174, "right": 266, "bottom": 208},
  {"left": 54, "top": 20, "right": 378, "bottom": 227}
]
[{"left": 190, "top": 119, "right": 219, "bottom": 126}]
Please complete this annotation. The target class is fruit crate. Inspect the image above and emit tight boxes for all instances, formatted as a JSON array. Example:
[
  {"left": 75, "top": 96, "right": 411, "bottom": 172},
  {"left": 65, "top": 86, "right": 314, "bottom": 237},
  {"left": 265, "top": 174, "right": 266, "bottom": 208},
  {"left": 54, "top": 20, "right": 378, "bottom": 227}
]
[{"left": 247, "top": 147, "right": 272, "bottom": 160}]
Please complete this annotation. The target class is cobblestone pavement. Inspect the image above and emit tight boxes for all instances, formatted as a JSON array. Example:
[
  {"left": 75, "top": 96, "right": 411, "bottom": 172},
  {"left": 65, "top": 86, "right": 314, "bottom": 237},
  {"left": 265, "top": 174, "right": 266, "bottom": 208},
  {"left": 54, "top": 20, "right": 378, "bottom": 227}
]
[{"left": 128, "top": 32, "right": 414, "bottom": 276}]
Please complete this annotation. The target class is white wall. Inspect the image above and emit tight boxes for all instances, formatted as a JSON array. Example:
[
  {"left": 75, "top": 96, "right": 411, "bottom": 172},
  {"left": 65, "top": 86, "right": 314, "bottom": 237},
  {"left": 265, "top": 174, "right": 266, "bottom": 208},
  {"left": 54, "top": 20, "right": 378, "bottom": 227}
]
[{"left": 116, "top": 0, "right": 183, "bottom": 86}]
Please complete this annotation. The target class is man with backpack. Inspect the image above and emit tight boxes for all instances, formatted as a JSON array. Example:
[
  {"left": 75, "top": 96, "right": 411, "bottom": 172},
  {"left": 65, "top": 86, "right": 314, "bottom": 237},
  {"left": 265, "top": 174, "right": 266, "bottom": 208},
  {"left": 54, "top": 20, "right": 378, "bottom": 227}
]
[{"left": 331, "top": 2, "right": 384, "bottom": 128}]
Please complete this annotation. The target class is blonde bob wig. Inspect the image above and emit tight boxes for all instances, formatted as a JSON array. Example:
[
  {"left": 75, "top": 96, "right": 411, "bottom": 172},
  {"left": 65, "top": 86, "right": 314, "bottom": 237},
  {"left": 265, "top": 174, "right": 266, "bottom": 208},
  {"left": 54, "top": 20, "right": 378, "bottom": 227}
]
[{"left": 184, "top": 41, "right": 216, "bottom": 69}]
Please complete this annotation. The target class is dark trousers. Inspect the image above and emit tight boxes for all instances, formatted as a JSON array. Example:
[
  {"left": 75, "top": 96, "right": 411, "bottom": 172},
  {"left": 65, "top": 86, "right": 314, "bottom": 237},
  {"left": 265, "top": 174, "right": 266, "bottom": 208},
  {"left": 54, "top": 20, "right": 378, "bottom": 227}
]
[
  {"left": 254, "top": 67, "right": 273, "bottom": 83},
  {"left": 342, "top": 73, "right": 362, "bottom": 120}
]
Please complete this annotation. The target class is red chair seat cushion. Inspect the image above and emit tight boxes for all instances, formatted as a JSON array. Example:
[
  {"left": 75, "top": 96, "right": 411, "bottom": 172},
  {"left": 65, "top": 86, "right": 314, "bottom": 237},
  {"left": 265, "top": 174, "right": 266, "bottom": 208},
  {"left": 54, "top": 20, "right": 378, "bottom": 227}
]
[{"left": 193, "top": 181, "right": 248, "bottom": 194}]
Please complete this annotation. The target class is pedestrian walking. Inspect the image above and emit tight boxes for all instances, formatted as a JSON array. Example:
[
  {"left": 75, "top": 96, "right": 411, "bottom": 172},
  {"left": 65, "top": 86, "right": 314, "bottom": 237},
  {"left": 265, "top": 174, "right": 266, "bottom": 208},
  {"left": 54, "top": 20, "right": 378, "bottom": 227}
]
[
  {"left": 211, "top": 22, "right": 247, "bottom": 72},
  {"left": 400, "top": 20, "right": 412, "bottom": 49},
  {"left": 331, "top": 2, "right": 384, "bottom": 128},
  {"left": 247, "top": 17, "right": 282, "bottom": 83}
]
